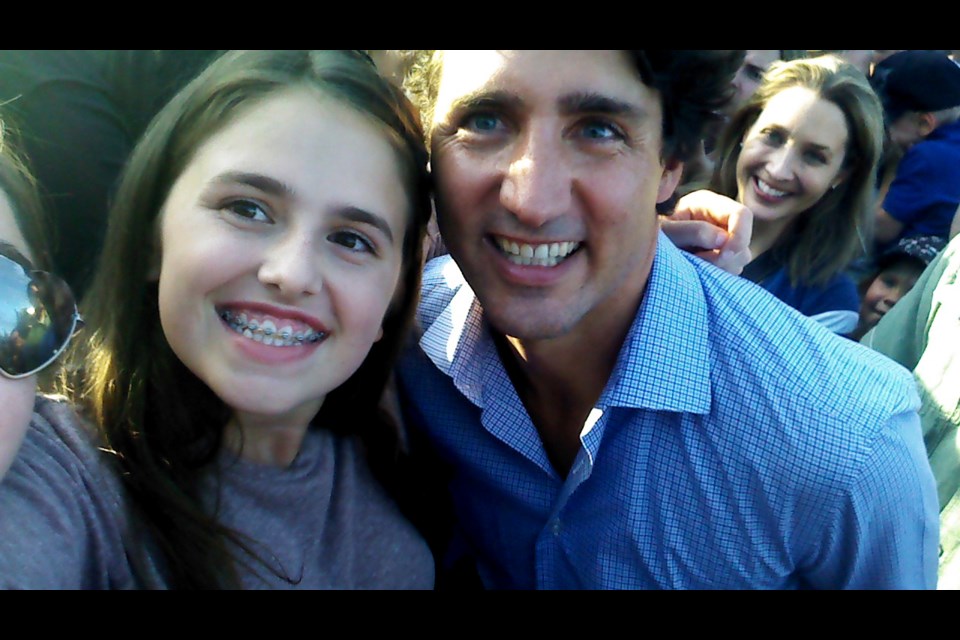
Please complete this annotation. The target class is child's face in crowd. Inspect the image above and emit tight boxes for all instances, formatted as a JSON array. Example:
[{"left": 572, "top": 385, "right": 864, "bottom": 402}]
[
  {"left": 859, "top": 261, "right": 924, "bottom": 331},
  {"left": 156, "top": 88, "right": 410, "bottom": 429}
]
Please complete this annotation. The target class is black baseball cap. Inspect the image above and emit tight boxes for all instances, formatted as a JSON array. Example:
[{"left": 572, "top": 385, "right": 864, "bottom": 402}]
[
  {"left": 875, "top": 50, "right": 960, "bottom": 122},
  {"left": 878, "top": 235, "right": 947, "bottom": 270}
]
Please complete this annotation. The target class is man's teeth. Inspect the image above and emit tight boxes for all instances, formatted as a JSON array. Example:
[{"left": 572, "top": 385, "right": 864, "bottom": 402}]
[
  {"left": 495, "top": 238, "right": 580, "bottom": 267},
  {"left": 756, "top": 179, "right": 788, "bottom": 198},
  {"left": 219, "top": 310, "right": 326, "bottom": 347}
]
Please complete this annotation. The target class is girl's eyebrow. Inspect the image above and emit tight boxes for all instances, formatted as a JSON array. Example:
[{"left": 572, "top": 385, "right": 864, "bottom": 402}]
[
  {"left": 339, "top": 206, "right": 395, "bottom": 244},
  {"left": 211, "top": 171, "right": 294, "bottom": 197}
]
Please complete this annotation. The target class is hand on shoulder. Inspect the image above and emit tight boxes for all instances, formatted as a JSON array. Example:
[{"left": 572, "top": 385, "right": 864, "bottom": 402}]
[{"left": 660, "top": 189, "right": 754, "bottom": 275}]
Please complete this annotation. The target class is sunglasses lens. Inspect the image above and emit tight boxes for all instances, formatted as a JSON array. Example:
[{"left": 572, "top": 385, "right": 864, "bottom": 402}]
[{"left": 0, "top": 257, "right": 78, "bottom": 377}]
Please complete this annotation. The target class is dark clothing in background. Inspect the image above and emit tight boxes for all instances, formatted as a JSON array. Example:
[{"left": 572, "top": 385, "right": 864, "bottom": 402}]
[{"left": 0, "top": 50, "right": 221, "bottom": 296}]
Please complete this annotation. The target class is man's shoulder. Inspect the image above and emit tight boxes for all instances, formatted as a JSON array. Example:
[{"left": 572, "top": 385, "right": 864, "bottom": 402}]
[
  {"left": 904, "top": 124, "right": 960, "bottom": 169},
  {"left": 685, "top": 255, "right": 918, "bottom": 426}
]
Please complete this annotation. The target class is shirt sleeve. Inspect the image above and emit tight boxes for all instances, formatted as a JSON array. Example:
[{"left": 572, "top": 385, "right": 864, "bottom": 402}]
[
  {"left": 804, "top": 409, "right": 940, "bottom": 589},
  {"left": 0, "top": 404, "right": 133, "bottom": 589},
  {"left": 882, "top": 150, "right": 937, "bottom": 226}
]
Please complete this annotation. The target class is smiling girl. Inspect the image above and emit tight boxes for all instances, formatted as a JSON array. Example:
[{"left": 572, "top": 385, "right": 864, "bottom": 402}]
[
  {"left": 0, "top": 50, "right": 434, "bottom": 589},
  {"left": 710, "top": 55, "right": 885, "bottom": 334}
]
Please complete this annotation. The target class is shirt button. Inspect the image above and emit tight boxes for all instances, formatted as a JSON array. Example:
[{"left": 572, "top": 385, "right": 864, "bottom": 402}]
[{"left": 551, "top": 520, "right": 562, "bottom": 535}]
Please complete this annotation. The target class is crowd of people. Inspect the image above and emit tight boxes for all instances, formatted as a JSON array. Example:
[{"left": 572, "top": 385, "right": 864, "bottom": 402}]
[{"left": 0, "top": 49, "right": 956, "bottom": 589}]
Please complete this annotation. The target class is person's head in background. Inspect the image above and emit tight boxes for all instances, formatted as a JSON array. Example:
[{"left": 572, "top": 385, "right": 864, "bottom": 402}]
[
  {"left": 711, "top": 54, "right": 885, "bottom": 286},
  {"left": 367, "top": 50, "right": 419, "bottom": 89},
  {"left": 873, "top": 50, "right": 906, "bottom": 66},
  {"left": 873, "top": 50, "right": 960, "bottom": 151},
  {"left": 0, "top": 117, "right": 57, "bottom": 476},
  {"left": 61, "top": 50, "right": 432, "bottom": 589},
  {"left": 722, "top": 50, "right": 783, "bottom": 119},
  {"left": 853, "top": 235, "right": 946, "bottom": 339}
]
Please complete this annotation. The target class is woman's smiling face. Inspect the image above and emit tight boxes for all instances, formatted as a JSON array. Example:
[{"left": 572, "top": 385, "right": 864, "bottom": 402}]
[
  {"left": 736, "top": 86, "right": 849, "bottom": 229},
  {"left": 156, "top": 87, "right": 410, "bottom": 427}
]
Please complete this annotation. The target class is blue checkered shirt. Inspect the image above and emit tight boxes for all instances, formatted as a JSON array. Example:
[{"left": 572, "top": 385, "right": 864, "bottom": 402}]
[{"left": 397, "top": 233, "right": 939, "bottom": 589}]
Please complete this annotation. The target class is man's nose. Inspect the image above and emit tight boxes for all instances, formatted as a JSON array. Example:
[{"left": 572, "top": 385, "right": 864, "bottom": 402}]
[{"left": 499, "top": 125, "right": 572, "bottom": 228}]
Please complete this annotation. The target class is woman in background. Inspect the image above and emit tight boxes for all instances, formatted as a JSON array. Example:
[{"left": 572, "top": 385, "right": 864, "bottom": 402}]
[{"left": 710, "top": 54, "right": 885, "bottom": 333}]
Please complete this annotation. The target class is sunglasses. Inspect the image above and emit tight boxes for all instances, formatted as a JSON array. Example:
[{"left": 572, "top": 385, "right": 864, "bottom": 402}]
[{"left": 0, "top": 244, "right": 83, "bottom": 379}]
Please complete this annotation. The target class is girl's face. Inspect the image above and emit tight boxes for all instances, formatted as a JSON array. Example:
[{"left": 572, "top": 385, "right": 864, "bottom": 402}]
[
  {"left": 736, "top": 86, "right": 849, "bottom": 233},
  {"left": 859, "top": 261, "right": 924, "bottom": 331},
  {"left": 156, "top": 88, "right": 410, "bottom": 428}
]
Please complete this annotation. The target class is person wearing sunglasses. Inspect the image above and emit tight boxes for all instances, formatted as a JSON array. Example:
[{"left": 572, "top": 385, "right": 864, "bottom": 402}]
[
  {"left": 0, "top": 124, "right": 81, "bottom": 481},
  {"left": 0, "top": 51, "right": 436, "bottom": 589}
]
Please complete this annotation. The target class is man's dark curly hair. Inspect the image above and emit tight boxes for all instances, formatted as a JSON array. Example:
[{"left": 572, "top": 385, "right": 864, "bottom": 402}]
[{"left": 405, "top": 50, "right": 745, "bottom": 163}]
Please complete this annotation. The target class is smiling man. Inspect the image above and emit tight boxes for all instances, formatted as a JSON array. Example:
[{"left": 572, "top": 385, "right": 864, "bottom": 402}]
[{"left": 397, "top": 50, "right": 939, "bottom": 589}]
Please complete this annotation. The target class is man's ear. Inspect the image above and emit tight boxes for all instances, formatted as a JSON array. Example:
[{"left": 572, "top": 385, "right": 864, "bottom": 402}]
[
  {"left": 918, "top": 112, "right": 938, "bottom": 137},
  {"left": 657, "top": 158, "right": 685, "bottom": 205}
]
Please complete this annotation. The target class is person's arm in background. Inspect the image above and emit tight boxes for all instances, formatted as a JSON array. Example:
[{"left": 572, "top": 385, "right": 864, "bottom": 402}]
[
  {"left": 876, "top": 207, "right": 906, "bottom": 246},
  {"left": 661, "top": 189, "right": 753, "bottom": 275}
]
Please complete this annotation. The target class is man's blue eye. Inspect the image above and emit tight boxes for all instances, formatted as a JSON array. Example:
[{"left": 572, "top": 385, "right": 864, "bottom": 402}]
[
  {"left": 581, "top": 121, "right": 621, "bottom": 140},
  {"left": 464, "top": 113, "right": 501, "bottom": 132}
]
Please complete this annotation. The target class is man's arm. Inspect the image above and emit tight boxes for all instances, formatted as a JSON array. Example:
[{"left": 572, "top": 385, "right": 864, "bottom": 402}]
[
  {"left": 805, "top": 409, "right": 940, "bottom": 589},
  {"left": 875, "top": 207, "right": 906, "bottom": 246}
]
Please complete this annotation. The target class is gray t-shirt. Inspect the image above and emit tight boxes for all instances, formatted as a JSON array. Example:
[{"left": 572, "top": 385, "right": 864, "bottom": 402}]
[{"left": 0, "top": 396, "right": 434, "bottom": 589}]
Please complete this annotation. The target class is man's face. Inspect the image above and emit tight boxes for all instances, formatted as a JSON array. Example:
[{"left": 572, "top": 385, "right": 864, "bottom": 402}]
[
  {"left": 428, "top": 50, "right": 681, "bottom": 343},
  {"left": 887, "top": 111, "right": 927, "bottom": 151},
  {"left": 725, "top": 50, "right": 780, "bottom": 117}
]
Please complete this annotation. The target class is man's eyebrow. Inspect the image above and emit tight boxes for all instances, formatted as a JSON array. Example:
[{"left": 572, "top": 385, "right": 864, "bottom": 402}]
[
  {"left": 339, "top": 206, "right": 395, "bottom": 244},
  {"left": 211, "top": 171, "right": 295, "bottom": 197},
  {"left": 558, "top": 92, "right": 649, "bottom": 120},
  {"left": 447, "top": 89, "right": 523, "bottom": 114}
]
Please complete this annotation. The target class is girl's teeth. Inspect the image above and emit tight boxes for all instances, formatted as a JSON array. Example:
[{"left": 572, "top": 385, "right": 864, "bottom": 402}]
[{"left": 219, "top": 310, "right": 326, "bottom": 347}]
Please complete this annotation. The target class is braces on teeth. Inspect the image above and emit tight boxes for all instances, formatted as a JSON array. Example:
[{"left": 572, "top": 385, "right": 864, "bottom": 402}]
[{"left": 219, "top": 310, "right": 326, "bottom": 345}]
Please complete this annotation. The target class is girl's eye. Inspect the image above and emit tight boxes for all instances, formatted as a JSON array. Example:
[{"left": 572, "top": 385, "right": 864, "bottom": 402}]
[
  {"left": 329, "top": 230, "right": 375, "bottom": 254},
  {"left": 225, "top": 200, "right": 271, "bottom": 222},
  {"left": 744, "top": 65, "right": 765, "bottom": 83},
  {"left": 761, "top": 129, "right": 786, "bottom": 146},
  {"left": 803, "top": 150, "right": 828, "bottom": 165}
]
